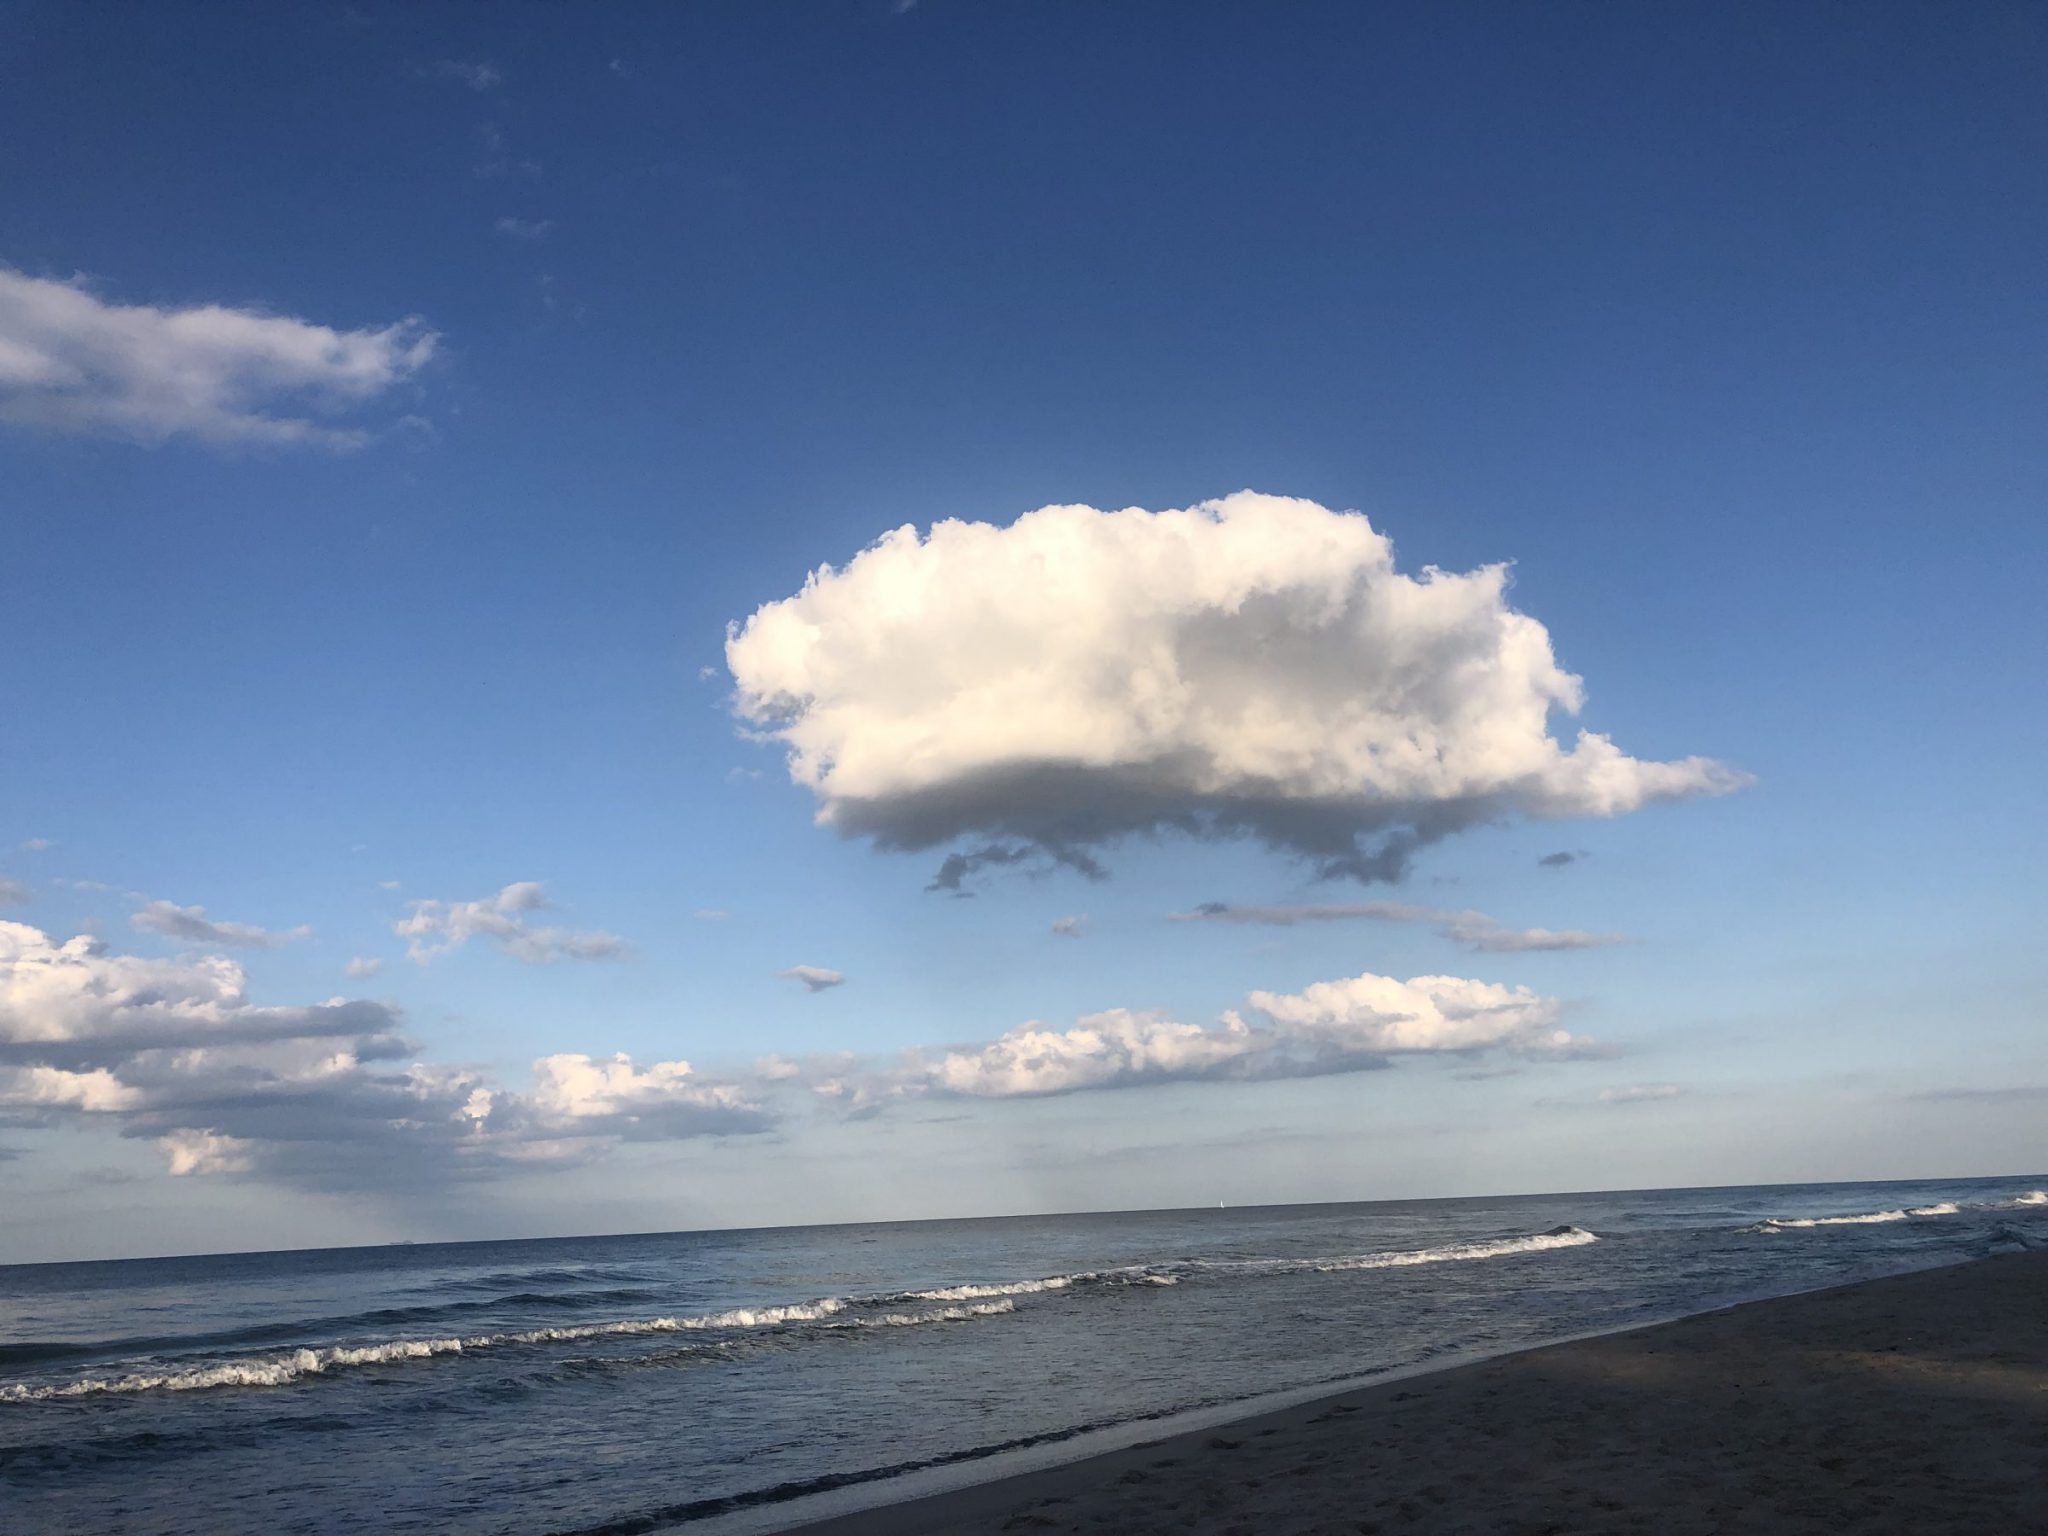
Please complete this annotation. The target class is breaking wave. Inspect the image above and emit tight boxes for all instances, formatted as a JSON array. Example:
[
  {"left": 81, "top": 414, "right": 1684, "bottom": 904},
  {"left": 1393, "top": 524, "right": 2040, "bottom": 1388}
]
[
  {"left": 0, "top": 1296, "right": 1015, "bottom": 1402},
  {"left": 902, "top": 1277, "right": 1075, "bottom": 1302},
  {"left": 1300, "top": 1225, "right": 1601, "bottom": 1272},
  {"left": 0, "top": 1338, "right": 474, "bottom": 1400},
  {"left": 1747, "top": 1193, "right": 2046, "bottom": 1231},
  {"left": 1196, "top": 1224, "right": 1601, "bottom": 1278},
  {"left": 0, "top": 1223, "right": 1607, "bottom": 1404},
  {"left": 895, "top": 1265, "right": 1179, "bottom": 1303}
]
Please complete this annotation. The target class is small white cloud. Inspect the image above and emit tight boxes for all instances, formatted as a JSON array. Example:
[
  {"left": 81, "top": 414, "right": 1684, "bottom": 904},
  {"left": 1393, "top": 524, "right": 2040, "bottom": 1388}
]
[
  {"left": 0, "top": 877, "right": 26, "bottom": 906},
  {"left": 132, "top": 900, "right": 311, "bottom": 949},
  {"left": 1598, "top": 1083, "right": 1683, "bottom": 1104},
  {"left": 0, "top": 266, "right": 436, "bottom": 449},
  {"left": 20, "top": 838, "right": 51, "bottom": 853},
  {"left": 378, "top": 879, "right": 401, "bottom": 891},
  {"left": 693, "top": 909, "right": 730, "bottom": 922},
  {"left": 780, "top": 965, "right": 846, "bottom": 993},
  {"left": 1050, "top": 915, "right": 1085, "bottom": 938},
  {"left": 161, "top": 1129, "right": 255, "bottom": 1176},
  {"left": 344, "top": 956, "right": 383, "bottom": 979},
  {"left": 493, "top": 216, "right": 554, "bottom": 241},
  {"left": 58, "top": 878, "right": 111, "bottom": 893},
  {"left": 395, "top": 882, "right": 626, "bottom": 965}
]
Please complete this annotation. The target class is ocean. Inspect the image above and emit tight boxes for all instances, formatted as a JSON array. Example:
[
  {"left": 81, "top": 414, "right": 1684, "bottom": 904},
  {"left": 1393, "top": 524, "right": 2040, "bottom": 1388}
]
[{"left": 2, "top": 1175, "right": 2043, "bottom": 1535}]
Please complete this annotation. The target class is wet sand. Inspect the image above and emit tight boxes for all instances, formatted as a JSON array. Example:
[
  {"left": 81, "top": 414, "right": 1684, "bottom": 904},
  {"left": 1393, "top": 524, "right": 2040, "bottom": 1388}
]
[{"left": 777, "top": 1250, "right": 2048, "bottom": 1535}]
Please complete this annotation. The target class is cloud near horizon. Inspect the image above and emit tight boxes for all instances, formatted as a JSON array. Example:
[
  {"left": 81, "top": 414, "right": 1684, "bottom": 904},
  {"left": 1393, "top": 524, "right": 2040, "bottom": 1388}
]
[
  {"left": 1170, "top": 900, "right": 1625, "bottom": 953},
  {"left": 726, "top": 493, "right": 1746, "bottom": 888},
  {"left": 1598, "top": 1083, "right": 1683, "bottom": 1104},
  {"left": 0, "top": 920, "right": 762, "bottom": 1185},
  {"left": 0, "top": 917, "right": 1604, "bottom": 1185},
  {"left": 395, "top": 882, "right": 627, "bottom": 965},
  {"left": 0, "top": 266, "right": 436, "bottom": 448},
  {"left": 804, "top": 970, "right": 1590, "bottom": 1110}
]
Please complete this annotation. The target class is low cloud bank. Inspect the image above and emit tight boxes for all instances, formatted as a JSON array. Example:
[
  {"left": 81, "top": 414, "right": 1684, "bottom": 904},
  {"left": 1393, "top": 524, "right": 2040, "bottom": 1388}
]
[
  {"left": 1, "top": 917, "right": 1592, "bottom": 1187},
  {"left": 0, "top": 920, "right": 759, "bottom": 1187},
  {"left": 803, "top": 970, "right": 1590, "bottom": 1110}
]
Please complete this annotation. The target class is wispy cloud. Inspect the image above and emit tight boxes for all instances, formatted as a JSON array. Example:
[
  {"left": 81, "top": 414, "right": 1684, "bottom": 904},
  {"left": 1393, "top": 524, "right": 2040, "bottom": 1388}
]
[
  {"left": 19, "top": 839, "right": 51, "bottom": 853},
  {"left": 1905, "top": 1084, "right": 2048, "bottom": 1104},
  {"left": 0, "top": 878, "right": 26, "bottom": 906},
  {"left": 1598, "top": 1083, "right": 1683, "bottom": 1104},
  {"left": 395, "top": 882, "right": 626, "bottom": 965},
  {"left": 344, "top": 956, "right": 383, "bottom": 980},
  {"left": 1539, "top": 849, "right": 1588, "bottom": 869},
  {"left": 474, "top": 122, "right": 542, "bottom": 179},
  {"left": 0, "top": 267, "right": 436, "bottom": 449},
  {"left": 1050, "top": 915, "right": 1085, "bottom": 938},
  {"left": 131, "top": 900, "right": 311, "bottom": 949},
  {"left": 780, "top": 965, "right": 846, "bottom": 993},
  {"left": 493, "top": 216, "right": 554, "bottom": 241},
  {"left": 1170, "top": 900, "right": 1625, "bottom": 953},
  {"left": 435, "top": 59, "right": 502, "bottom": 91}
]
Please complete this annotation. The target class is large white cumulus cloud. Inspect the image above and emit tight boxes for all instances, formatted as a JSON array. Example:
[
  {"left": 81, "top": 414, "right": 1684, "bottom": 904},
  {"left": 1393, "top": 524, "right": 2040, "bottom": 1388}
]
[{"left": 726, "top": 493, "right": 1746, "bottom": 884}]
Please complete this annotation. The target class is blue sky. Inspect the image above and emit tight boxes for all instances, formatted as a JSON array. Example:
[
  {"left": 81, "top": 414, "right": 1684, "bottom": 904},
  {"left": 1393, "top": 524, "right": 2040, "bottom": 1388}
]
[{"left": 2, "top": 0, "right": 2043, "bottom": 1263}]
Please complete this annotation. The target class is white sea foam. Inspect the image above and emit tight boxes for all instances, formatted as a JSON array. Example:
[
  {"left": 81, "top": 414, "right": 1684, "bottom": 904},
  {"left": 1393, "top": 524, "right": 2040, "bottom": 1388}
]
[
  {"left": 832, "top": 1300, "right": 1017, "bottom": 1328},
  {"left": 497, "top": 1298, "right": 850, "bottom": 1344},
  {"left": 905, "top": 1277, "right": 1075, "bottom": 1301},
  {"left": 2007, "top": 1190, "right": 2048, "bottom": 1207},
  {"left": 900, "top": 1264, "right": 1182, "bottom": 1301}
]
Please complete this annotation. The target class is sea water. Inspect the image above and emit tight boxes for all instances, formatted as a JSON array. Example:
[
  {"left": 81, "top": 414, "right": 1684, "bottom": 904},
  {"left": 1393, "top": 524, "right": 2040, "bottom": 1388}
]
[{"left": 2, "top": 1176, "right": 2043, "bottom": 1535}]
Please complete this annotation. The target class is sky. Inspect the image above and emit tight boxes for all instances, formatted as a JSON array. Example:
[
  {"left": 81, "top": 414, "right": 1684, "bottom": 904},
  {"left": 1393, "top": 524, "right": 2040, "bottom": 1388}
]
[{"left": 1, "top": 0, "right": 2044, "bottom": 1264}]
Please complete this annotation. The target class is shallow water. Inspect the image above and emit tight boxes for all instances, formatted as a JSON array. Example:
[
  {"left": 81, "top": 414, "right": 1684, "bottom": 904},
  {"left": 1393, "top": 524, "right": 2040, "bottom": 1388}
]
[{"left": 2, "top": 1175, "right": 2042, "bottom": 1535}]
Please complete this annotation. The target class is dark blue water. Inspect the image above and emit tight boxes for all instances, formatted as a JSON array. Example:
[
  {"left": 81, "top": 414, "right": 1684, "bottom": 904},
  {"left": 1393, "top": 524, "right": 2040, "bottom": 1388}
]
[{"left": 2, "top": 1176, "right": 2043, "bottom": 1535}]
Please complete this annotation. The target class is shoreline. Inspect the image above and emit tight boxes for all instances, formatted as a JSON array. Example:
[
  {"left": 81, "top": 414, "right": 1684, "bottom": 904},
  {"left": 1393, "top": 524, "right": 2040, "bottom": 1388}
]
[{"left": 744, "top": 1249, "right": 2047, "bottom": 1536}]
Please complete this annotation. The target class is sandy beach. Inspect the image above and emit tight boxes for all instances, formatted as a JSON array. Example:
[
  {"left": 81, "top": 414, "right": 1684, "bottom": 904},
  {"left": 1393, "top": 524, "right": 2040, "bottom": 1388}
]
[{"left": 780, "top": 1251, "right": 2048, "bottom": 1536}]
